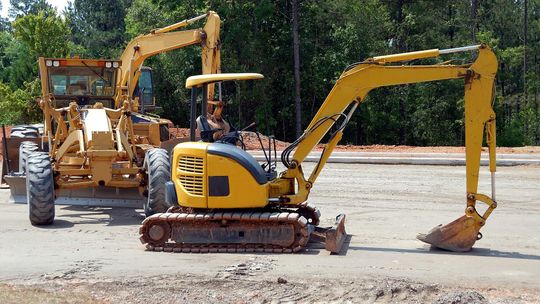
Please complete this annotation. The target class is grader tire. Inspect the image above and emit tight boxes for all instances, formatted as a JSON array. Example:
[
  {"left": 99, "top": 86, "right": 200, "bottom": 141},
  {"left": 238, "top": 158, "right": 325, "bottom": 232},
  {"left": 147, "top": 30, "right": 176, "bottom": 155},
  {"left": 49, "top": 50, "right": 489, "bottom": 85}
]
[
  {"left": 10, "top": 125, "right": 40, "bottom": 138},
  {"left": 144, "top": 148, "right": 172, "bottom": 217},
  {"left": 19, "top": 141, "right": 39, "bottom": 173},
  {"left": 27, "top": 152, "right": 55, "bottom": 225}
]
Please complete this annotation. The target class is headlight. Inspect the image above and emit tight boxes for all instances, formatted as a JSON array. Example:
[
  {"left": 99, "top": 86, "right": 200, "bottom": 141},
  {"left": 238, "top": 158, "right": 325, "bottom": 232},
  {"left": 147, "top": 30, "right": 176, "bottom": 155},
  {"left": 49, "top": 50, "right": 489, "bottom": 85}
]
[
  {"left": 105, "top": 62, "right": 112, "bottom": 68},
  {"left": 45, "top": 60, "right": 53, "bottom": 67},
  {"left": 112, "top": 62, "right": 119, "bottom": 68},
  {"left": 53, "top": 61, "right": 60, "bottom": 67}
]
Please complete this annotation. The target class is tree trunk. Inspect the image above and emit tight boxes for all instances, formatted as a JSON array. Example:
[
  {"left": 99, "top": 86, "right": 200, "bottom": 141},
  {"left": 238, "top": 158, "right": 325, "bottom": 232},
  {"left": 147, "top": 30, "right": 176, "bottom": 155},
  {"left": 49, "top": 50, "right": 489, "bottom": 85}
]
[
  {"left": 470, "top": 0, "right": 478, "bottom": 43},
  {"left": 448, "top": 4, "right": 455, "bottom": 46},
  {"left": 291, "top": 0, "right": 302, "bottom": 138},
  {"left": 523, "top": 0, "right": 528, "bottom": 107},
  {"left": 396, "top": 0, "right": 407, "bottom": 145}
]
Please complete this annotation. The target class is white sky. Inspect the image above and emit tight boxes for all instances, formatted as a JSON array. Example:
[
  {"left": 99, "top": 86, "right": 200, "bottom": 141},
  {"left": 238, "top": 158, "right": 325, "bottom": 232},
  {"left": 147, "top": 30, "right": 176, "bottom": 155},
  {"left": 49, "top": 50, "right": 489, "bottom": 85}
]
[{"left": 1, "top": 0, "right": 70, "bottom": 18}]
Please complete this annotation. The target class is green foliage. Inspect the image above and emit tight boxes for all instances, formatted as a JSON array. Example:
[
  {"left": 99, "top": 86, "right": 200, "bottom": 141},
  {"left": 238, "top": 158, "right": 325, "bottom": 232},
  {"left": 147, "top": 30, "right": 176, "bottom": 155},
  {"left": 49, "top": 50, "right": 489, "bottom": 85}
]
[
  {"left": 0, "top": 80, "right": 41, "bottom": 125},
  {"left": 0, "top": 3, "right": 63, "bottom": 126},
  {"left": 0, "top": 31, "right": 35, "bottom": 88},
  {"left": 0, "top": 14, "right": 9, "bottom": 32},
  {"left": 67, "top": 0, "right": 127, "bottom": 58},
  {"left": 125, "top": 0, "right": 164, "bottom": 36},
  {"left": 0, "top": 0, "right": 539, "bottom": 147},
  {"left": 13, "top": 11, "right": 71, "bottom": 58},
  {"left": 8, "top": 0, "right": 52, "bottom": 19}
]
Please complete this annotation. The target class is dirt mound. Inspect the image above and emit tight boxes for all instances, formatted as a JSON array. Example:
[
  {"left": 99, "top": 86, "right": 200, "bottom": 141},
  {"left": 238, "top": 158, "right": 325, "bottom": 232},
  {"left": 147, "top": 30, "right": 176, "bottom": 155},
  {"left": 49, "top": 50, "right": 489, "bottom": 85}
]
[
  {"left": 7, "top": 275, "right": 537, "bottom": 304},
  {"left": 435, "top": 291, "right": 488, "bottom": 304},
  {"left": 3, "top": 127, "right": 539, "bottom": 162}
]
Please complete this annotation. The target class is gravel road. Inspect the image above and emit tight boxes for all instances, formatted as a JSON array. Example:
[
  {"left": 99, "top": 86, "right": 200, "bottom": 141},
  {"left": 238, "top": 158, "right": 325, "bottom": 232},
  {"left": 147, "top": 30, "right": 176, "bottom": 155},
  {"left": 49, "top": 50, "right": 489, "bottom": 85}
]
[{"left": 0, "top": 163, "right": 539, "bottom": 303}]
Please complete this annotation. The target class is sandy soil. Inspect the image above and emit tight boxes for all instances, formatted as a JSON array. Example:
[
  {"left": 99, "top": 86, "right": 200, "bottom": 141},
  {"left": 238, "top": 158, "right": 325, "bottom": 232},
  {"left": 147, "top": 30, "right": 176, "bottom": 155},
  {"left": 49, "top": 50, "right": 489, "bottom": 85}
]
[
  {"left": 239, "top": 131, "right": 540, "bottom": 154},
  {"left": 1, "top": 275, "right": 533, "bottom": 304},
  {"left": 185, "top": 128, "right": 540, "bottom": 154},
  {"left": 0, "top": 163, "right": 539, "bottom": 303}
]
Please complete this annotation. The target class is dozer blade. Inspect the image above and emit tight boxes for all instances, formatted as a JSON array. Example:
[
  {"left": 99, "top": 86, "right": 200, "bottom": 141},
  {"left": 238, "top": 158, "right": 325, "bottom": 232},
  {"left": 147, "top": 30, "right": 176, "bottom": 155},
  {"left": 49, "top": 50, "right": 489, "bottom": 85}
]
[
  {"left": 417, "top": 215, "right": 482, "bottom": 252},
  {"left": 312, "top": 214, "right": 347, "bottom": 254}
]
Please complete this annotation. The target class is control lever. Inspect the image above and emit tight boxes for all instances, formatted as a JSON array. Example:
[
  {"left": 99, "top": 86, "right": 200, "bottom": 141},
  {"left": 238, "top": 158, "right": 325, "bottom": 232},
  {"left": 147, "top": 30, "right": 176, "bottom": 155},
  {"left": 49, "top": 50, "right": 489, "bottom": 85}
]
[{"left": 241, "top": 122, "right": 257, "bottom": 132}]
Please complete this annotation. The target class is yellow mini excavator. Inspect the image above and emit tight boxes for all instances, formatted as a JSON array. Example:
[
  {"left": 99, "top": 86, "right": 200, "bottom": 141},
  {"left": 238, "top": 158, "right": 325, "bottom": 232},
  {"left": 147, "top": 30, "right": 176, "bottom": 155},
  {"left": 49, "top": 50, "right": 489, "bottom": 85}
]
[{"left": 139, "top": 44, "right": 498, "bottom": 253}]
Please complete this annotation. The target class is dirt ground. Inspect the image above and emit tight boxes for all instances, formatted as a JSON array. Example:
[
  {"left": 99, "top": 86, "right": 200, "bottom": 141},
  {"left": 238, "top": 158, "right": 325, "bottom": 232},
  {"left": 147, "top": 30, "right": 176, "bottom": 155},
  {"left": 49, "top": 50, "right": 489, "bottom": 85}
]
[
  {"left": 2, "top": 127, "right": 540, "bottom": 162},
  {"left": 181, "top": 128, "right": 540, "bottom": 154},
  {"left": 0, "top": 163, "right": 539, "bottom": 303}
]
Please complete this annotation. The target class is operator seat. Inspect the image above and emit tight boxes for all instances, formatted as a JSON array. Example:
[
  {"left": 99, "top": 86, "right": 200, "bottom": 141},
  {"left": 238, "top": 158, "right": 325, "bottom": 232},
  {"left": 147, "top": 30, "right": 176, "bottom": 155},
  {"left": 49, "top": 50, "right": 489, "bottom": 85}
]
[
  {"left": 196, "top": 114, "right": 232, "bottom": 143},
  {"left": 196, "top": 115, "right": 215, "bottom": 142}
]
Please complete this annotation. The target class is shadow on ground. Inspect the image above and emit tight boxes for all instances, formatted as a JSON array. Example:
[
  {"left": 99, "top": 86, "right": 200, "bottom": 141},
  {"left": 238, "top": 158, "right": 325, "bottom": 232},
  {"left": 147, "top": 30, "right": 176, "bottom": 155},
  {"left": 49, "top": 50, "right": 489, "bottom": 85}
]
[
  {"left": 42, "top": 206, "right": 144, "bottom": 227},
  {"left": 347, "top": 244, "right": 540, "bottom": 260}
]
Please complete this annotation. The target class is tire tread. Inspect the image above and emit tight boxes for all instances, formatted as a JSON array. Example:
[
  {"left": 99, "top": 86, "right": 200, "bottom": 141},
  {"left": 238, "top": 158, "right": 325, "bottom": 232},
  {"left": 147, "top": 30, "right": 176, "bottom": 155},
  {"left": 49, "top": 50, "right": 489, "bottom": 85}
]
[{"left": 26, "top": 152, "right": 55, "bottom": 225}]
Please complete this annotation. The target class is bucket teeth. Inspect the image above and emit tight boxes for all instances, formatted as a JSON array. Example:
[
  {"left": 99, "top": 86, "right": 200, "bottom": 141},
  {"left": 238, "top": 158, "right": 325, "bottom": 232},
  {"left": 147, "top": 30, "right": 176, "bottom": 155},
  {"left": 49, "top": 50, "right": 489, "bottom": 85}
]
[{"left": 417, "top": 215, "right": 482, "bottom": 252}]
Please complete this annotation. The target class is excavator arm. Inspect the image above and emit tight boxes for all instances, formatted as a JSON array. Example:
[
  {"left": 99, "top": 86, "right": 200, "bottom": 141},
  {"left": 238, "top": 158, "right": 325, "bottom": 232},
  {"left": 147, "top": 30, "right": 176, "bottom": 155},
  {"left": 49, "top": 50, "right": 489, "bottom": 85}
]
[
  {"left": 115, "top": 11, "right": 221, "bottom": 110},
  {"left": 276, "top": 44, "right": 498, "bottom": 252}
]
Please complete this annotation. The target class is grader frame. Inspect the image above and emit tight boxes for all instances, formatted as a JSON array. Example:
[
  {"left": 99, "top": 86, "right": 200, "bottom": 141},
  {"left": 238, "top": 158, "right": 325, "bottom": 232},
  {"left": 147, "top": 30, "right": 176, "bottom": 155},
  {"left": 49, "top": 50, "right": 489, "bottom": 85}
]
[{"left": 37, "top": 57, "right": 153, "bottom": 195}]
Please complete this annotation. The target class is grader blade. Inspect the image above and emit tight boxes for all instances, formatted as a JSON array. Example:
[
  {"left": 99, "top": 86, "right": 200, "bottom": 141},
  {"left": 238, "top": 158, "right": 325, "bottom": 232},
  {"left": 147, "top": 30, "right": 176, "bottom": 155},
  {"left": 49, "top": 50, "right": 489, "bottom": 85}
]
[
  {"left": 417, "top": 214, "right": 482, "bottom": 252},
  {"left": 5, "top": 174, "right": 144, "bottom": 207}
]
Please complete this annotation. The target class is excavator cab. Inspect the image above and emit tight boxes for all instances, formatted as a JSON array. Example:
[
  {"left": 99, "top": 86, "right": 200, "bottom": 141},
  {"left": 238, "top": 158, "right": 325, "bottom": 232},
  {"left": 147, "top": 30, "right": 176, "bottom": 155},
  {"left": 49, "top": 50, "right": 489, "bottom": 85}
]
[
  {"left": 186, "top": 73, "right": 278, "bottom": 174},
  {"left": 135, "top": 66, "right": 156, "bottom": 113},
  {"left": 186, "top": 73, "right": 263, "bottom": 145}
]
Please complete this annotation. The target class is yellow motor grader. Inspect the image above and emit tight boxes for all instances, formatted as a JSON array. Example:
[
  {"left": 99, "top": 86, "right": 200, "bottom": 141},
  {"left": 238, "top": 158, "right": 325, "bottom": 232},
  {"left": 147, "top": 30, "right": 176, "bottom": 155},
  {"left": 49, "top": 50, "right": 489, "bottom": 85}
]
[{"left": 1, "top": 11, "right": 223, "bottom": 225}]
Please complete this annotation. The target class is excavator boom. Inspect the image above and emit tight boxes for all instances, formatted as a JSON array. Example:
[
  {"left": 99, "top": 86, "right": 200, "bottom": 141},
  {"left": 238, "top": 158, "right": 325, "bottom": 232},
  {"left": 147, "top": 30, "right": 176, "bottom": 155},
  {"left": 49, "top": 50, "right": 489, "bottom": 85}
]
[{"left": 115, "top": 11, "right": 221, "bottom": 109}]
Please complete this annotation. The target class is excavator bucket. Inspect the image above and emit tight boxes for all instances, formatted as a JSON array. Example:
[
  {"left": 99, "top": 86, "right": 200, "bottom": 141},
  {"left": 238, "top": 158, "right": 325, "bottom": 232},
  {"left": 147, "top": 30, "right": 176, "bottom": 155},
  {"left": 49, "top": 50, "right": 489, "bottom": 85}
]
[{"left": 417, "top": 214, "right": 482, "bottom": 252}]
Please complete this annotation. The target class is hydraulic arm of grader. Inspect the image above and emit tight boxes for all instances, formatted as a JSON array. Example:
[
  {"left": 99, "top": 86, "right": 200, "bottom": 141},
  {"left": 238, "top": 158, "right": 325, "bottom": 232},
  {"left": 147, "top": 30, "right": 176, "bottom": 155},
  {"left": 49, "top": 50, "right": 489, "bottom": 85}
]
[
  {"left": 115, "top": 11, "right": 222, "bottom": 114},
  {"left": 274, "top": 44, "right": 498, "bottom": 252}
]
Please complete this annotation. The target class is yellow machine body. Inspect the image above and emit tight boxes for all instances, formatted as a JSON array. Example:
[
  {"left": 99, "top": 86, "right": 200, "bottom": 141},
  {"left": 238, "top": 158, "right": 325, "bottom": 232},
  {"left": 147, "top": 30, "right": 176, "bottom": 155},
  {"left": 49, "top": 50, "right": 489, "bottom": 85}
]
[
  {"left": 171, "top": 142, "right": 269, "bottom": 209},
  {"left": 163, "top": 44, "right": 499, "bottom": 253}
]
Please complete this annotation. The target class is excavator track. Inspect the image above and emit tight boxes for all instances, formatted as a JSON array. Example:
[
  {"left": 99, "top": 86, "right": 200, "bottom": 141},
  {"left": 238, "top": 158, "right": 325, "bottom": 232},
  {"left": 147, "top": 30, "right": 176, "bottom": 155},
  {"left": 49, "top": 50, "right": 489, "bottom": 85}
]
[{"left": 139, "top": 210, "right": 311, "bottom": 253}]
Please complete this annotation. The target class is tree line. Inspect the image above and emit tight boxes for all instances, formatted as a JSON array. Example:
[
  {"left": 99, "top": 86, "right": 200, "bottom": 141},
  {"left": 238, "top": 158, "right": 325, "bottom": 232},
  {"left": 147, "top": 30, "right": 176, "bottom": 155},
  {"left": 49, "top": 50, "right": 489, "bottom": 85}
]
[{"left": 0, "top": 0, "right": 538, "bottom": 147}]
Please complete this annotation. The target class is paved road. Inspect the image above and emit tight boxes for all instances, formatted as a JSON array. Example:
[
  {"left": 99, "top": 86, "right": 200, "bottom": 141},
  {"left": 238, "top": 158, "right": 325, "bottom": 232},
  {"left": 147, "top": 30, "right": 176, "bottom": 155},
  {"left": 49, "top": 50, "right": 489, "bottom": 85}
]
[
  {"left": 0, "top": 163, "right": 538, "bottom": 290},
  {"left": 250, "top": 151, "right": 540, "bottom": 165}
]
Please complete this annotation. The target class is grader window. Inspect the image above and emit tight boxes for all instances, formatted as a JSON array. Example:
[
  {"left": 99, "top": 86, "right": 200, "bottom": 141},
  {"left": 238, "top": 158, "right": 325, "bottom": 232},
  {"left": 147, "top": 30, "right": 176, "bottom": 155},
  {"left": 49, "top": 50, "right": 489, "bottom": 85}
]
[{"left": 48, "top": 66, "right": 117, "bottom": 97}]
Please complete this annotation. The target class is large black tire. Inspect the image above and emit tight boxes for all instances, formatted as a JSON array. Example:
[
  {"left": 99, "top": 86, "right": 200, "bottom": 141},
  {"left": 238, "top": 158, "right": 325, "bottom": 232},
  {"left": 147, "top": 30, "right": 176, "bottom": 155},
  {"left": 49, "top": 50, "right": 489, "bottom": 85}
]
[
  {"left": 143, "top": 148, "right": 172, "bottom": 217},
  {"left": 26, "top": 152, "right": 55, "bottom": 225},
  {"left": 11, "top": 125, "right": 40, "bottom": 138},
  {"left": 19, "top": 141, "right": 39, "bottom": 173}
]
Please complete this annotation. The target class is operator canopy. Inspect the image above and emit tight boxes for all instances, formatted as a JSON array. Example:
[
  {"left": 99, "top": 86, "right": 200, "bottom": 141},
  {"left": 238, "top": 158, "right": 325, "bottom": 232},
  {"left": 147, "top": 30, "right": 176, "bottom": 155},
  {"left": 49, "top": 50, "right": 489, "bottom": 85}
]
[{"left": 185, "top": 73, "right": 264, "bottom": 88}]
